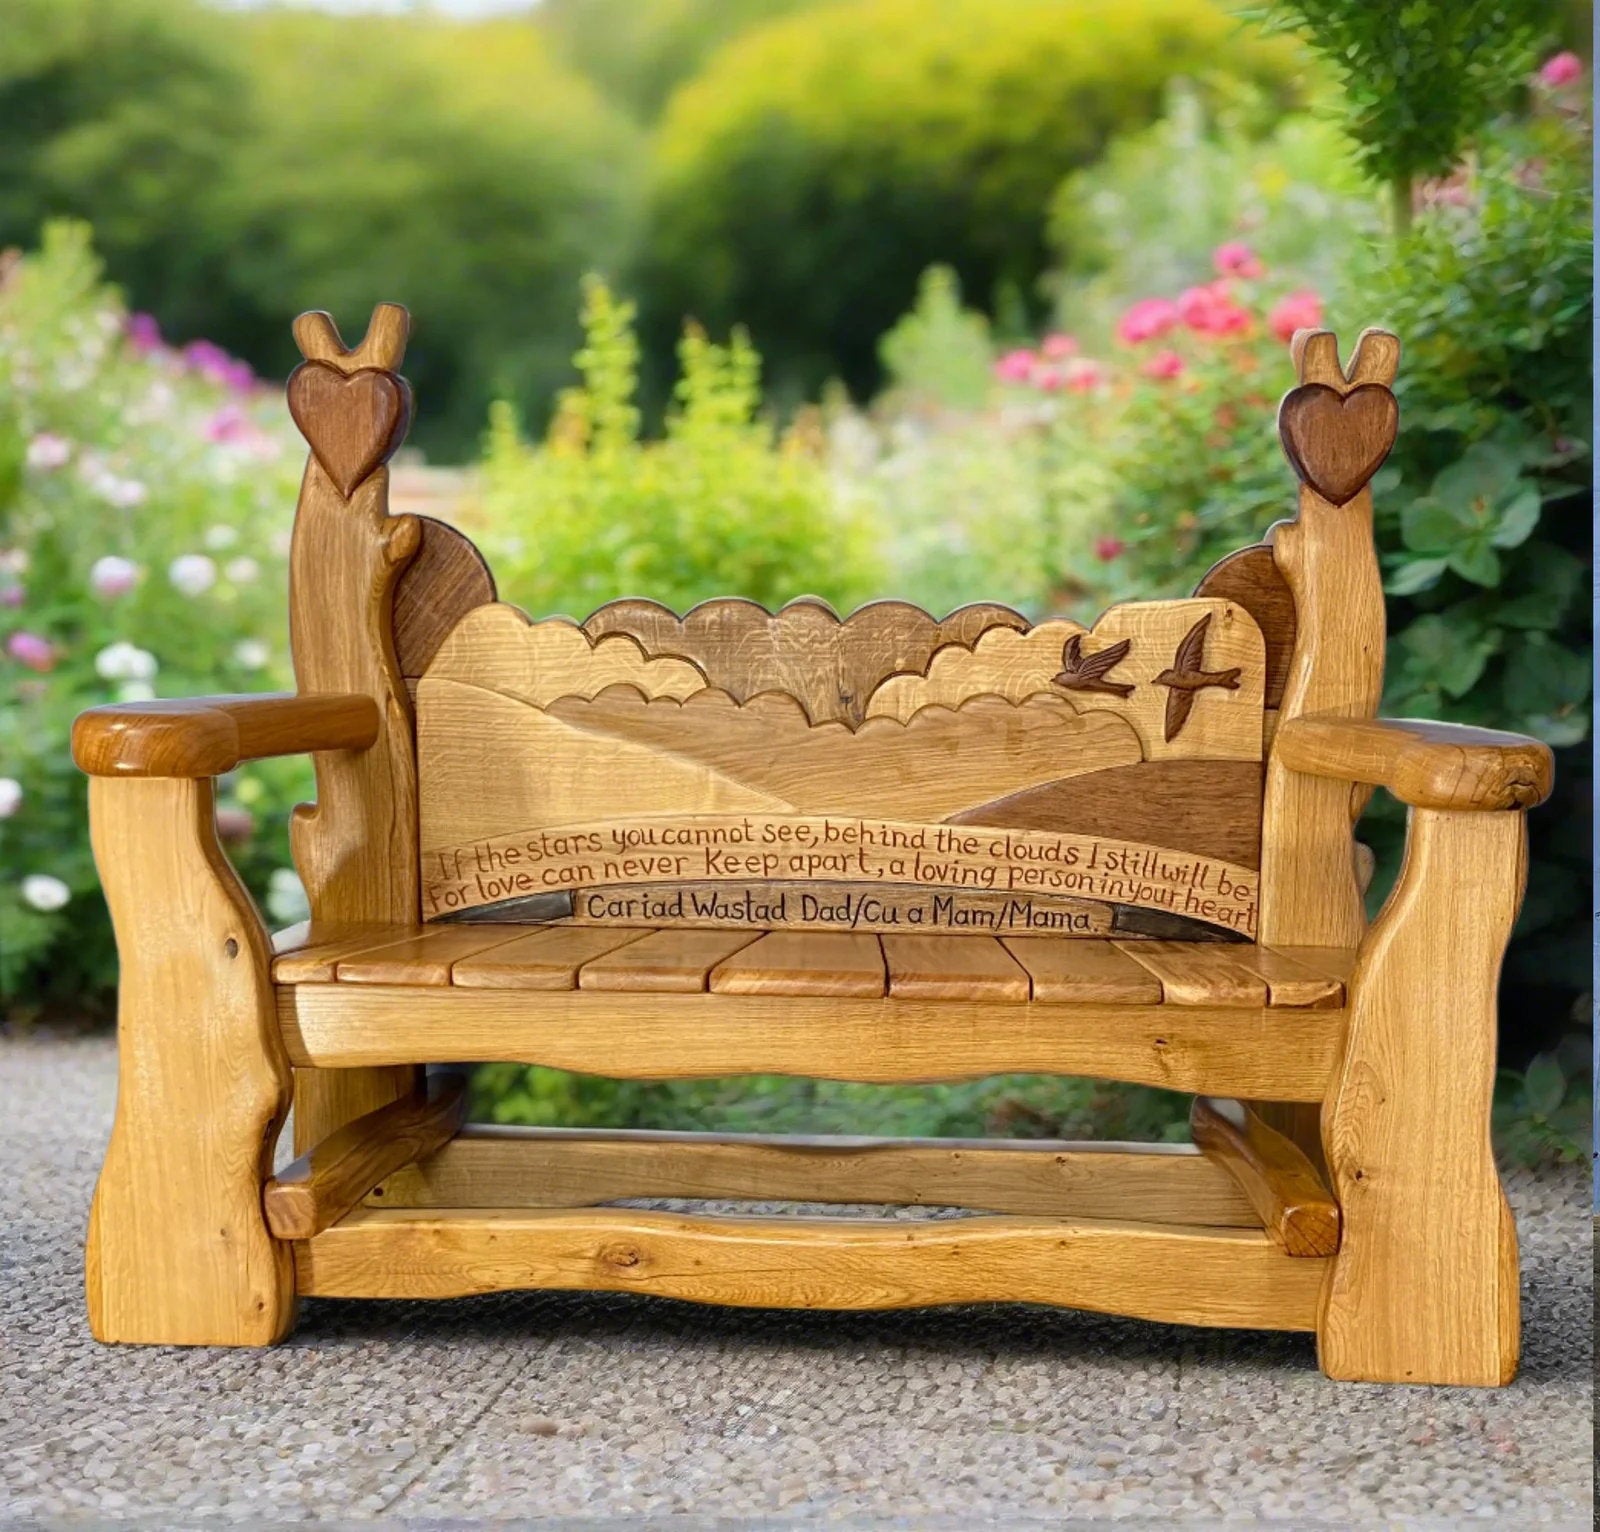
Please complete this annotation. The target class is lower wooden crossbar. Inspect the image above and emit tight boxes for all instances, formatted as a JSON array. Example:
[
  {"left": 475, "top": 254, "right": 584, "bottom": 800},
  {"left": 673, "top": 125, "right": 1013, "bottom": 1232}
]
[{"left": 295, "top": 1206, "right": 1327, "bottom": 1331}]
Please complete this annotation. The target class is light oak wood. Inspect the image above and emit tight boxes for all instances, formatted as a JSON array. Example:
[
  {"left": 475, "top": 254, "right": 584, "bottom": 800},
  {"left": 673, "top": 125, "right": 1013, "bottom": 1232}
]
[
  {"left": 278, "top": 985, "right": 1343, "bottom": 1101},
  {"left": 1192, "top": 544, "right": 1297, "bottom": 709},
  {"left": 1318, "top": 809, "right": 1524, "bottom": 1385},
  {"left": 72, "top": 693, "right": 379, "bottom": 778},
  {"left": 286, "top": 305, "right": 421, "bottom": 929},
  {"left": 369, "top": 1127, "right": 1261, "bottom": 1226},
  {"left": 451, "top": 926, "right": 650, "bottom": 989},
  {"left": 297, "top": 1206, "right": 1326, "bottom": 1330},
  {"left": 85, "top": 777, "right": 294, "bottom": 1345},
  {"left": 1277, "top": 715, "right": 1554, "bottom": 812},
  {"left": 1001, "top": 937, "right": 1164, "bottom": 1004},
  {"left": 577, "top": 928, "right": 759, "bottom": 992},
  {"left": 392, "top": 516, "right": 496, "bottom": 680},
  {"left": 1114, "top": 942, "right": 1267, "bottom": 1006},
  {"left": 1190, "top": 1097, "right": 1339, "bottom": 1257},
  {"left": 334, "top": 925, "right": 539, "bottom": 986},
  {"left": 862, "top": 600, "right": 1266, "bottom": 763},
  {"left": 265, "top": 1075, "right": 466, "bottom": 1241},
  {"left": 1260, "top": 329, "right": 1394, "bottom": 951},
  {"left": 882, "top": 934, "right": 1030, "bottom": 1001},
  {"left": 292, "top": 1066, "right": 420, "bottom": 1159},
  {"left": 1233, "top": 946, "right": 1346, "bottom": 1007},
  {"left": 582, "top": 595, "right": 1028, "bottom": 726},
  {"left": 709, "top": 931, "right": 886, "bottom": 996},
  {"left": 272, "top": 925, "right": 432, "bottom": 984}
]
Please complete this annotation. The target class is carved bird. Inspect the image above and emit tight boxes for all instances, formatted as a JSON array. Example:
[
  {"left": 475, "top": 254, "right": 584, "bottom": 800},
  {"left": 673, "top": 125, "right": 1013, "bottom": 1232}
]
[
  {"left": 1153, "top": 613, "right": 1241, "bottom": 742},
  {"left": 1052, "top": 633, "right": 1135, "bottom": 698}
]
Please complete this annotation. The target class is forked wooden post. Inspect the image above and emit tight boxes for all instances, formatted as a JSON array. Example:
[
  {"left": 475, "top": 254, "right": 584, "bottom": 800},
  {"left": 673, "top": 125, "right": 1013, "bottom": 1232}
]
[
  {"left": 84, "top": 778, "right": 295, "bottom": 1345},
  {"left": 284, "top": 305, "right": 424, "bottom": 1147}
]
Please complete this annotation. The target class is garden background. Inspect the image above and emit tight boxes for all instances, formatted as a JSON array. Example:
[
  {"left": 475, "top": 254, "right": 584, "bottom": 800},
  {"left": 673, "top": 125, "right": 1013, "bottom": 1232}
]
[{"left": 1, "top": 0, "right": 1591, "bottom": 1161}]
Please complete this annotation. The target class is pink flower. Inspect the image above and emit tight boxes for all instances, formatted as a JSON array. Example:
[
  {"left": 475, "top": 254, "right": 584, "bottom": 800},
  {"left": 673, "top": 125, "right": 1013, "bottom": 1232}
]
[
  {"left": 1213, "top": 242, "right": 1264, "bottom": 279},
  {"left": 1039, "top": 332, "right": 1078, "bottom": 360},
  {"left": 1178, "top": 283, "right": 1252, "bottom": 336},
  {"left": 0, "top": 583, "right": 23, "bottom": 610},
  {"left": 1538, "top": 51, "right": 1583, "bottom": 89},
  {"left": 1094, "top": 536, "right": 1126, "bottom": 562},
  {"left": 182, "top": 340, "right": 255, "bottom": 393},
  {"left": 125, "top": 312, "right": 163, "bottom": 354},
  {"left": 6, "top": 631, "right": 55, "bottom": 673},
  {"left": 1268, "top": 289, "right": 1323, "bottom": 344},
  {"left": 1141, "top": 349, "right": 1185, "bottom": 380},
  {"left": 993, "top": 348, "right": 1037, "bottom": 383},
  {"left": 1062, "top": 358, "right": 1107, "bottom": 393},
  {"left": 24, "top": 433, "right": 70, "bottom": 471},
  {"left": 89, "top": 555, "right": 140, "bottom": 600},
  {"left": 204, "top": 404, "right": 253, "bottom": 444},
  {"left": 1029, "top": 363, "right": 1066, "bottom": 392},
  {"left": 1116, "top": 298, "right": 1178, "bottom": 345}
]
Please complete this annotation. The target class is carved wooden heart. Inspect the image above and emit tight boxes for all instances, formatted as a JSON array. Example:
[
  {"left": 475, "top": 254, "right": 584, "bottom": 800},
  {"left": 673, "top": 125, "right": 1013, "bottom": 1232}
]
[
  {"left": 1278, "top": 382, "right": 1398, "bottom": 506},
  {"left": 286, "top": 361, "right": 412, "bottom": 498}
]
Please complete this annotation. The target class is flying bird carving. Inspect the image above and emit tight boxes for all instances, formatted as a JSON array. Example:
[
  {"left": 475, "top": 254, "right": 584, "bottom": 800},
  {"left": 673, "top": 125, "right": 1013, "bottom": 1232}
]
[
  {"left": 1052, "top": 634, "right": 1135, "bottom": 698},
  {"left": 1153, "top": 613, "right": 1241, "bottom": 741}
]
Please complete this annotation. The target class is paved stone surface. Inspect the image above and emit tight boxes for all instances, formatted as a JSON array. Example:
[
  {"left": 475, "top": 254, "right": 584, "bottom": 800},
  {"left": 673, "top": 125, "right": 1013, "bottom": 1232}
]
[{"left": 0, "top": 1032, "right": 1591, "bottom": 1527}]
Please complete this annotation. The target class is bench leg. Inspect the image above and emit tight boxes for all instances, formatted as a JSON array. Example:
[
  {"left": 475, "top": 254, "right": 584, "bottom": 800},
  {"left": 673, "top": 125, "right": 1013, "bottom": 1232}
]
[
  {"left": 293, "top": 1066, "right": 422, "bottom": 1155},
  {"left": 86, "top": 778, "right": 296, "bottom": 1345},
  {"left": 1318, "top": 809, "right": 1522, "bottom": 1385}
]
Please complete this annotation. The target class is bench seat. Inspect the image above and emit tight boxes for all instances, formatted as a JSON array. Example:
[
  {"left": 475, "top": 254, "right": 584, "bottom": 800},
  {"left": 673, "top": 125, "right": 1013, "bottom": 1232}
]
[{"left": 272, "top": 922, "right": 1351, "bottom": 1007}]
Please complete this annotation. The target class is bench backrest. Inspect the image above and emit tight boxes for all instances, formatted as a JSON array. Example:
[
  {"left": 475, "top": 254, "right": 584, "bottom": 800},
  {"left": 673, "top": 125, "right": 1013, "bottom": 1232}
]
[{"left": 283, "top": 308, "right": 1398, "bottom": 955}]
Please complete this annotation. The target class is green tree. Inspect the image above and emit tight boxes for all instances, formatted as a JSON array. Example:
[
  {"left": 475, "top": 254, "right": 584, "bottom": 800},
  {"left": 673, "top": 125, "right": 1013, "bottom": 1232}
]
[
  {"left": 0, "top": 0, "right": 251, "bottom": 338},
  {"left": 1254, "top": 0, "right": 1554, "bottom": 229},
  {"left": 642, "top": 0, "right": 1302, "bottom": 404}
]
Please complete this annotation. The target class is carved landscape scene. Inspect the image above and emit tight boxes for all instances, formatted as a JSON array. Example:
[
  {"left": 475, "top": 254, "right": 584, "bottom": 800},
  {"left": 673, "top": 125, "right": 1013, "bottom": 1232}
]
[{"left": 416, "top": 597, "right": 1268, "bottom": 939}]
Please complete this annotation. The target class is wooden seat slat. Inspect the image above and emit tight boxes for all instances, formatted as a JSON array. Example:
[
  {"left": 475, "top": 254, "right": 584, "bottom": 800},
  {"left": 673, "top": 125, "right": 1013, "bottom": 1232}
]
[
  {"left": 335, "top": 925, "right": 545, "bottom": 986},
  {"left": 1000, "top": 937, "right": 1164, "bottom": 1004},
  {"left": 451, "top": 926, "right": 653, "bottom": 990},
  {"left": 709, "top": 932, "right": 886, "bottom": 997},
  {"left": 1113, "top": 942, "right": 1269, "bottom": 1007},
  {"left": 273, "top": 924, "right": 436, "bottom": 984},
  {"left": 577, "top": 928, "right": 763, "bottom": 992},
  {"left": 881, "top": 935, "right": 1030, "bottom": 1002},
  {"left": 1234, "top": 947, "right": 1346, "bottom": 1008}
]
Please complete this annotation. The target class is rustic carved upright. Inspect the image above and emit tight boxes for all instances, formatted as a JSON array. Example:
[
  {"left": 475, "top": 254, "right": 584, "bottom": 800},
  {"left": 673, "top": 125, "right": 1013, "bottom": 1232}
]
[{"left": 72, "top": 308, "right": 1551, "bottom": 1385}]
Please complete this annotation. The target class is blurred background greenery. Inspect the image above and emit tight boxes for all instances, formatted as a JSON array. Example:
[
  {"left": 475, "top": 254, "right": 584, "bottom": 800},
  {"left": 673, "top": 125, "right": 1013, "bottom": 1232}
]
[{"left": 0, "top": 0, "right": 1590, "bottom": 1162}]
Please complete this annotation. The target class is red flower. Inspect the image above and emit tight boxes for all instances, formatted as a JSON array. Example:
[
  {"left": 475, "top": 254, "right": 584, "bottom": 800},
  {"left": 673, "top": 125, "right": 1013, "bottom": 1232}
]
[
  {"left": 1538, "top": 51, "right": 1583, "bottom": 89},
  {"left": 1140, "top": 349, "right": 1184, "bottom": 380},
  {"left": 1094, "top": 536, "right": 1126, "bottom": 562},
  {"left": 1267, "top": 290, "right": 1323, "bottom": 344},
  {"left": 993, "top": 348, "right": 1036, "bottom": 383},
  {"left": 1116, "top": 298, "right": 1178, "bottom": 345}
]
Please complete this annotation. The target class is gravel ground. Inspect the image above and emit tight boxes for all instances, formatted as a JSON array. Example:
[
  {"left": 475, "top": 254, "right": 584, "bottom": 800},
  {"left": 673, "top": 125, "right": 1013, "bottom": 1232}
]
[{"left": 1, "top": 1031, "right": 1591, "bottom": 1528}]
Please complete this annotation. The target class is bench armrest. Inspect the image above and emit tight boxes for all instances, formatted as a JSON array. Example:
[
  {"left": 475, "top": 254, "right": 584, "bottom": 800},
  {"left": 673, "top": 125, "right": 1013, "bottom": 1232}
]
[
  {"left": 72, "top": 693, "right": 380, "bottom": 779},
  {"left": 1276, "top": 714, "right": 1553, "bottom": 812}
]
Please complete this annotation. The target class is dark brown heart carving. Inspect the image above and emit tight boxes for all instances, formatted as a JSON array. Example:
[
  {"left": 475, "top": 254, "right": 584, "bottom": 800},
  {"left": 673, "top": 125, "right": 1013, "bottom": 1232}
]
[
  {"left": 1278, "top": 382, "right": 1398, "bottom": 506},
  {"left": 286, "top": 361, "right": 412, "bottom": 498}
]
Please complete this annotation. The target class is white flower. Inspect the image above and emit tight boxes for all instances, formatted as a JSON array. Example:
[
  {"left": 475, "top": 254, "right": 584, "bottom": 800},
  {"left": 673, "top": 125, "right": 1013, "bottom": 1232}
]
[
  {"left": 21, "top": 874, "right": 70, "bottom": 912},
  {"left": 266, "top": 867, "right": 310, "bottom": 925},
  {"left": 233, "top": 639, "right": 270, "bottom": 670},
  {"left": 90, "top": 471, "right": 147, "bottom": 508},
  {"left": 116, "top": 680, "right": 156, "bottom": 703},
  {"left": 89, "top": 555, "right": 140, "bottom": 600},
  {"left": 95, "top": 641, "right": 159, "bottom": 682},
  {"left": 0, "top": 548, "right": 29, "bottom": 576},
  {"left": 168, "top": 554, "right": 217, "bottom": 597},
  {"left": 204, "top": 525, "right": 239, "bottom": 551},
  {"left": 25, "top": 433, "right": 71, "bottom": 471},
  {"left": 0, "top": 778, "right": 21, "bottom": 818},
  {"left": 224, "top": 556, "right": 260, "bottom": 584}
]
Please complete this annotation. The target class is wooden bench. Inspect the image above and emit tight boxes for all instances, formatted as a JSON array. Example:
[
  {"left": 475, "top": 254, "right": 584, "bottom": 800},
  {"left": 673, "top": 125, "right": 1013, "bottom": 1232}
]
[{"left": 72, "top": 306, "right": 1552, "bottom": 1384}]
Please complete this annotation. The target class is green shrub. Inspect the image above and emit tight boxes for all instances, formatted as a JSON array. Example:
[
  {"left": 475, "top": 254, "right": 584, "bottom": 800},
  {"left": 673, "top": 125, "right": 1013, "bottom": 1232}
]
[
  {"left": 641, "top": 0, "right": 1302, "bottom": 403},
  {"left": 0, "top": 225, "right": 309, "bottom": 1016},
  {"left": 472, "top": 277, "right": 882, "bottom": 618}
]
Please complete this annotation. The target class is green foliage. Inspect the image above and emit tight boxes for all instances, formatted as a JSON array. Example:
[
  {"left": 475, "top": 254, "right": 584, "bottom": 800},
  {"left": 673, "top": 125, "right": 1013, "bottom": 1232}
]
[
  {"left": 0, "top": 0, "right": 250, "bottom": 342},
  {"left": 471, "top": 1065, "right": 1192, "bottom": 1144},
  {"left": 538, "top": 0, "right": 819, "bottom": 121},
  {"left": 474, "top": 279, "right": 882, "bottom": 618},
  {"left": 1493, "top": 1044, "right": 1592, "bottom": 1167},
  {"left": 0, "top": 225, "right": 309, "bottom": 1015},
  {"left": 1252, "top": 0, "right": 1552, "bottom": 195},
  {"left": 643, "top": 0, "right": 1303, "bottom": 403},
  {"left": 877, "top": 266, "right": 995, "bottom": 413}
]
